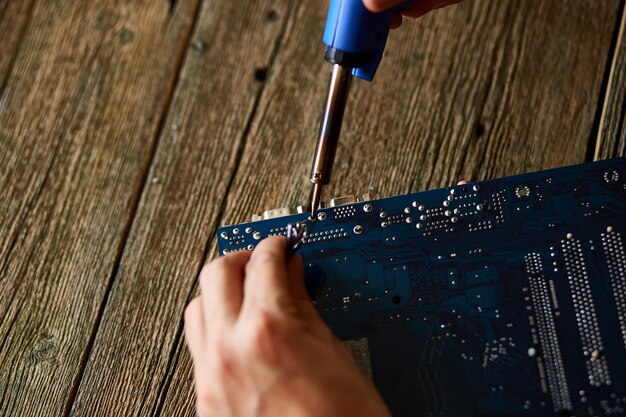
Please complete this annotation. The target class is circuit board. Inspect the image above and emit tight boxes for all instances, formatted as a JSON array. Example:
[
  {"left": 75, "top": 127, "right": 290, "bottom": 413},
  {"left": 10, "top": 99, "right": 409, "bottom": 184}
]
[{"left": 217, "top": 158, "right": 626, "bottom": 417}]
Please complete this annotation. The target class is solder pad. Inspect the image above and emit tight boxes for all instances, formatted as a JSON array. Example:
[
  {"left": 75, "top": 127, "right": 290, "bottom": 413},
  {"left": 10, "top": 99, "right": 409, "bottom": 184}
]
[{"left": 217, "top": 158, "right": 626, "bottom": 417}]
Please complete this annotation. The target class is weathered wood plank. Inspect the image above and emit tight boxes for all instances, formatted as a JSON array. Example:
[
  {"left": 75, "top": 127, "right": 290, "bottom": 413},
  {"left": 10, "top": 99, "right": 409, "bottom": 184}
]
[
  {"left": 67, "top": 2, "right": 292, "bottom": 416},
  {"left": 0, "top": 1, "right": 200, "bottom": 415},
  {"left": 595, "top": 6, "right": 626, "bottom": 160},
  {"left": 0, "top": 0, "right": 35, "bottom": 89},
  {"left": 157, "top": 1, "right": 621, "bottom": 416}
]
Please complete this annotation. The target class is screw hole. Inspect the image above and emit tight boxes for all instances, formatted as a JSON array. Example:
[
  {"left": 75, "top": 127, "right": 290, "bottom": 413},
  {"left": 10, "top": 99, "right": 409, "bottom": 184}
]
[
  {"left": 392, "top": 295, "right": 402, "bottom": 304},
  {"left": 474, "top": 122, "right": 485, "bottom": 138},
  {"left": 254, "top": 68, "right": 268, "bottom": 82},
  {"left": 267, "top": 10, "right": 279, "bottom": 21}
]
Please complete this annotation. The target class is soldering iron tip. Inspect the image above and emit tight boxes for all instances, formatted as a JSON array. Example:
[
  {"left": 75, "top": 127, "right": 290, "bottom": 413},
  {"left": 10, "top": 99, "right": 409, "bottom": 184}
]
[{"left": 309, "top": 183, "right": 322, "bottom": 220}]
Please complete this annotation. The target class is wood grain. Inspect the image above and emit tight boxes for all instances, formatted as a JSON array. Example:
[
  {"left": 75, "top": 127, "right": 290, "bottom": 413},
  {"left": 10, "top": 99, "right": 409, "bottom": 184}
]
[
  {"left": 1, "top": 1, "right": 622, "bottom": 416},
  {"left": 0, "top": 0, "right": 35, "bottom": 89},
  {"left": 595, "top": 6, "right": 626, "bottom": 160},
  {"left": 66, "top": 2, "right": 292, "bottom": 416},
  {"left": 0, "top": 1, "right": 200, "bottom": 415},
  {"left": 158, "top": 1, "right": 621, "bottom": 416}
]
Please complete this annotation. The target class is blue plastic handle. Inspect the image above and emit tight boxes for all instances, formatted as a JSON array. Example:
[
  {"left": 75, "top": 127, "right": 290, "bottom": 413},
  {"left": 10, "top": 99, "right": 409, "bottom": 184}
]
[{"left": 323, "top": 0, "right": 415, "bottom": 81}]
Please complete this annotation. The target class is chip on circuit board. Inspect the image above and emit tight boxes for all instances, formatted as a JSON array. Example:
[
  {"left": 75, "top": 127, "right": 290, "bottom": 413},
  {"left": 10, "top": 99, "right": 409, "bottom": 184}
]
[{"left": 218, "top": 158, "right": 626, "bottom": 417}]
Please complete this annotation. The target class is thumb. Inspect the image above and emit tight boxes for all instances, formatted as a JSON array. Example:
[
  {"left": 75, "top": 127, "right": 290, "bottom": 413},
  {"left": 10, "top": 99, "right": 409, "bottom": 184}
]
[
  {"left": 286, "top": 253, "right": 310, "bottom": 302},
  {"left": 362, "top": 0, "right": 406, "bottom": 12},
  {"left": 286, "top": 254, "right": 331, "bottom": 334}
]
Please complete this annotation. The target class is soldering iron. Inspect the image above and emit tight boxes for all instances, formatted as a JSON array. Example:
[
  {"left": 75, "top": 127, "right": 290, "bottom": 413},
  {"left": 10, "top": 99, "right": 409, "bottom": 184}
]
[{"left": 308, "top": 0, "right": 415, "bottom": 219}]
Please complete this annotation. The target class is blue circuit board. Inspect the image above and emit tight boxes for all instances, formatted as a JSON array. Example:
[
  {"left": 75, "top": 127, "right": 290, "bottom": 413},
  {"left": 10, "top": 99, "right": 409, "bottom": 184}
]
[{"left": 217, "top": 158, "right": 626, "bottom": 417}]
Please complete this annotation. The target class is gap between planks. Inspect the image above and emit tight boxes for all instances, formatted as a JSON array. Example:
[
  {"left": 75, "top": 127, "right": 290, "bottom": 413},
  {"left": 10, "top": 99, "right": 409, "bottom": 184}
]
[
  {"left": 585, "top": 0, "right": 626, "bottom": 162},
  {"left": 59, "top": 3, "right": 205, "bottom": 416},
  {"left": 145, "top": 5, "right": 296, "bottom": 416},
  {"left": 593, "top": 0, "right": 626, "bottom": 160}
]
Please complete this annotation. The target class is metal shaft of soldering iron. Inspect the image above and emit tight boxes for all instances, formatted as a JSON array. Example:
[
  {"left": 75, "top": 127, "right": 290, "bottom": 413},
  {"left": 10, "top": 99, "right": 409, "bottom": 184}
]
[{"left": 309, "top": 63, "right": 352, "bottom": 219}]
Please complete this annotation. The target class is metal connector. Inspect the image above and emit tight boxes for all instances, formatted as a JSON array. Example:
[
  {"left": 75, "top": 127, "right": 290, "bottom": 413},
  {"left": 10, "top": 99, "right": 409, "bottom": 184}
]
[
  {"left": 252, "top": 207, "right": 294, "bottom": 222},
  {"left": 329, "top": 195, "right": 360, "bottom": 207}
]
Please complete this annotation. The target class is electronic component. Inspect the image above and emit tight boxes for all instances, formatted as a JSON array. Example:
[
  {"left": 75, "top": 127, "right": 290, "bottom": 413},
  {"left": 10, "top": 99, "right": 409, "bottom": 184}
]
[
  {"left": 251, "top": 206, "right": 306, "bottom": 221},
  {"left": 218, "top": 158, "right": 626, "bottom": 417}
]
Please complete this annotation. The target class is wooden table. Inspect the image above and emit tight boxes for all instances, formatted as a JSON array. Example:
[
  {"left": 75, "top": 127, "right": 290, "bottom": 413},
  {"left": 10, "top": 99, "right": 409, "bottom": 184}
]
[{"left": 1, "top": 0, "right": 625, "bottom": 415}]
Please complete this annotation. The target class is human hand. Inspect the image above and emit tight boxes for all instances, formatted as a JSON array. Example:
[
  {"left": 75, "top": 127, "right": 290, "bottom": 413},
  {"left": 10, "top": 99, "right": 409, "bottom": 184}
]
[
  {"left": 363, "top": 0, "right": 463, "bottom": 27},
  {"left": 184, "top": 236, "right": 391, "bottom": 417}
]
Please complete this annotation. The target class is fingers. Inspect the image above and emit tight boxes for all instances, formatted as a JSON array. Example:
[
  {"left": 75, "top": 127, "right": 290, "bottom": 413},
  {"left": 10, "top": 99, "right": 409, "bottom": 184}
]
[
  {"left": 184, "top": 297, "right": 206, "bottom": 357},
  {"left": 200, "top": 250, "right": 251, "bottom": 323},
  {"left": 401, "top": 1, "right": 438, "bottom": 18},
  {"left": 286, "top": 253, "right": 308, "bottom": 301},
  {"left": 195, "top": 235, "right": 329, "bottom": 336},
  {"left": 363, "top": 0, "right": 462, "bottom": 19},
  {"left": 362, "top": 0, "right": 405, "bottom": 12},
  {"left": 285, "top": 254, "right": 332, "bottom": 335},
  {"left": 363, "top": 0, "right": 458, "bottom": 15},
  {"left": 242, "top": 236, "right": 293, "bottom": 313},
  {"left": 402, "top": 0, "right": 462, "bottom": 18},
  {"left": 391, "top": 13, "right": 403, "bottom": 28}
]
